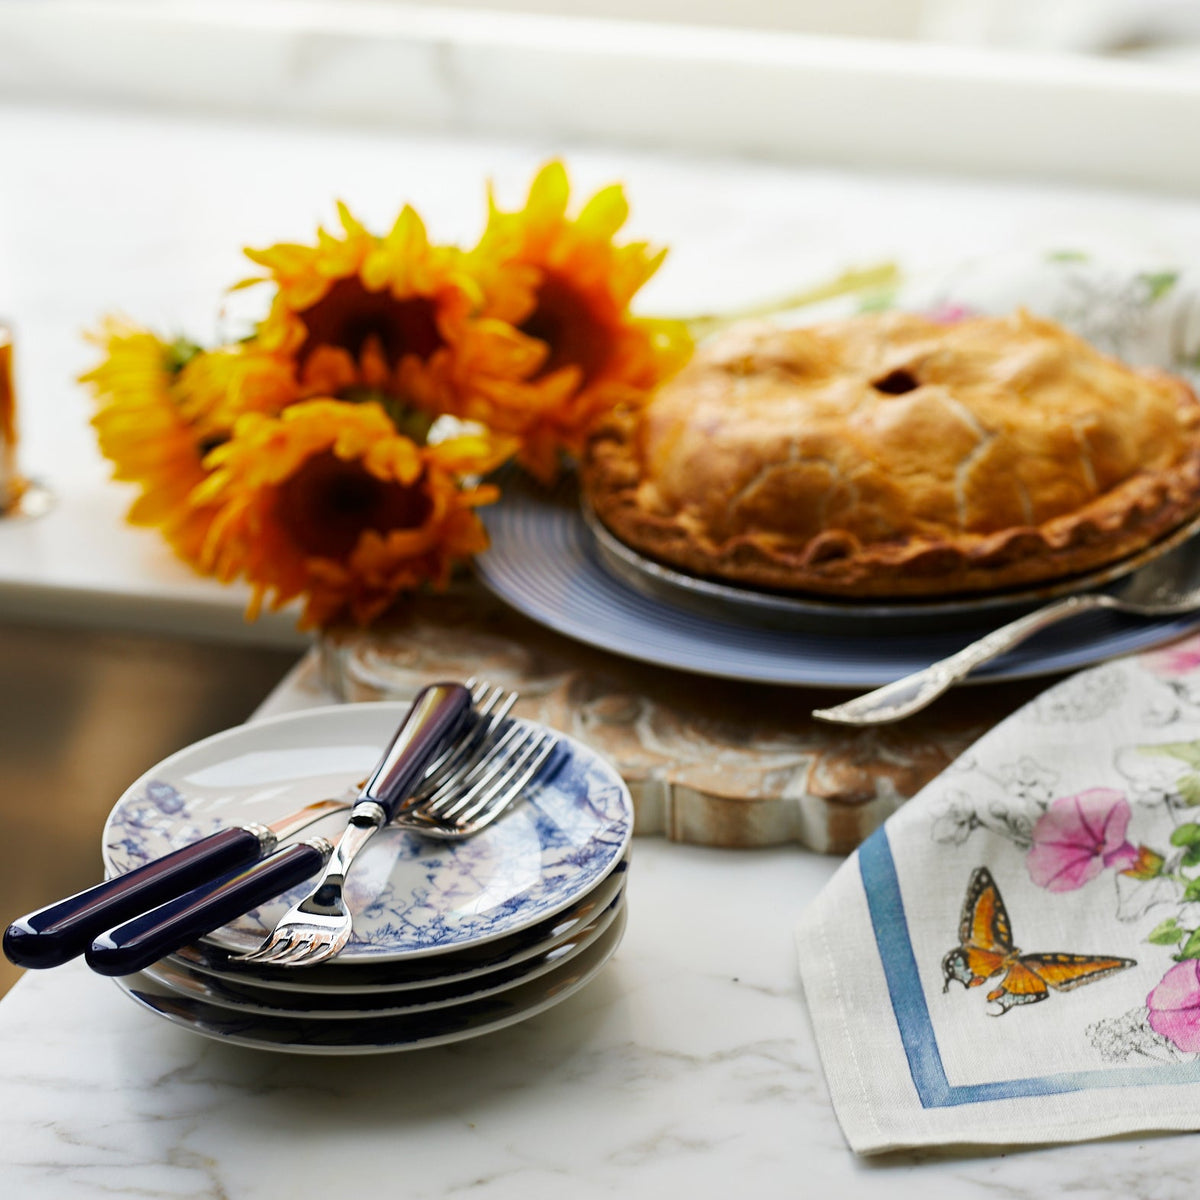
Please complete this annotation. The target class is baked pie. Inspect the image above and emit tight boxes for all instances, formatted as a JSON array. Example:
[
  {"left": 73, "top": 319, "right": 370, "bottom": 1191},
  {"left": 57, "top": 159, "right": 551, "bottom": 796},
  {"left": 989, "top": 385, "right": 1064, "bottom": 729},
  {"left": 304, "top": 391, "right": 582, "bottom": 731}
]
[{"left": 582, "top": 310, "right": 1200, "bottom": 598}]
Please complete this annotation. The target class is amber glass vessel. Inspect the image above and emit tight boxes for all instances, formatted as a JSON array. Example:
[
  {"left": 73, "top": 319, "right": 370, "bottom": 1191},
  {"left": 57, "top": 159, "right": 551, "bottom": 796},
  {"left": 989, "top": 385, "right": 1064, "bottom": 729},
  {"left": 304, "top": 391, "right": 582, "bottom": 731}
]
[{"left": 0, "top": 324, "right": 21, "bottom": 513}]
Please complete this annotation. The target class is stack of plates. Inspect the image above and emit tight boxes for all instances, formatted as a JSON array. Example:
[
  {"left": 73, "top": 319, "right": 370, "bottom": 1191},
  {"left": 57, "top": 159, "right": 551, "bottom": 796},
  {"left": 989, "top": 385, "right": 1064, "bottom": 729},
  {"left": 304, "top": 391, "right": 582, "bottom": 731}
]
[{"left": 100, "top": 703, "right": 634, "bottom": 1055}]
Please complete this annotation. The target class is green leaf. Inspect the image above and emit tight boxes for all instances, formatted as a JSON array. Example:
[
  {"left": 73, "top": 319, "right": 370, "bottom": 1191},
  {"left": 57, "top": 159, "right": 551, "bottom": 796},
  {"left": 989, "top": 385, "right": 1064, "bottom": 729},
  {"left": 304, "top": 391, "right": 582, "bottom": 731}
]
[
  {"left": 1179, "top": 775, "right": 1200, "bottom": 807},
  {"left": 164, "top": 337, "right": 203, "bottom": 376},
  {"left": 1148, "top": 917, "right": 1184, "bottom": 945},
  {"left": 856, "top": 289, "right": 897, "bottom": 314},
  {"left": 1184, "top": 846, "right": 1200, "bottom": 868},
  {"left": 1138, "top": 271, "right": 1179, "bottom": 302},
  {"left": 683, "top": 262, "right": 901, "bottom": 340},
  {"left": 1139, "top": 741, "right": 1200, "bottom": 768},
  {"left": 1185, "top": 879, "right": 1200, "bottom": 903},
  {"left": 1179, "top": 929, "right": 1200, "bottom": 959},
  {"left": 1170, "top": 823, "right": 1200, "bottom": 848}
]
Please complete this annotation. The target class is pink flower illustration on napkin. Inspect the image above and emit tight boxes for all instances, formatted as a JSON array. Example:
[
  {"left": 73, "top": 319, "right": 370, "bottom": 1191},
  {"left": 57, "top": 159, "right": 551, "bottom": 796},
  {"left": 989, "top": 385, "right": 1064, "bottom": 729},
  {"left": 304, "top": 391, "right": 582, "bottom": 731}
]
[
  {"left": 1027, "top": 788, "right": 1137, "bottom": 892},
  {"left": 1141, "top": 634, "right": 1200, "bottom": 680},
  {"left": 1147, "top": 960, "right": 1200, "bottom": 1052},
  {"left": 924, "top": 301, "right": 975, "bottom": 325}
]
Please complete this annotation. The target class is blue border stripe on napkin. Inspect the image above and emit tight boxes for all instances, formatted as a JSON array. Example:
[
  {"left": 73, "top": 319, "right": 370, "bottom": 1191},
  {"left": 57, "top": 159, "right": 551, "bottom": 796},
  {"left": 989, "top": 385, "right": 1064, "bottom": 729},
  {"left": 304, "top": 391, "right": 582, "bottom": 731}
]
[{"left": 859, "top": 829, "right": 1200, "bottom": 1107}]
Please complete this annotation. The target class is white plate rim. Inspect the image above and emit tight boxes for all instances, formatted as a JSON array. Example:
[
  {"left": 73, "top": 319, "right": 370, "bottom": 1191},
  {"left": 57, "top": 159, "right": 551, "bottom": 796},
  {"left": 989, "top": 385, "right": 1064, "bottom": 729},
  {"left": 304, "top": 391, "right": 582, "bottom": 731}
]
[
  {"left": 169, "top": 849, "right": 630, "bottom": 994},
  {"left": 142, "top": 892, "right": 624, "bottom": 1020},
  {"left": 112, "top": 906, "right": 627, "bottom": 1056}
]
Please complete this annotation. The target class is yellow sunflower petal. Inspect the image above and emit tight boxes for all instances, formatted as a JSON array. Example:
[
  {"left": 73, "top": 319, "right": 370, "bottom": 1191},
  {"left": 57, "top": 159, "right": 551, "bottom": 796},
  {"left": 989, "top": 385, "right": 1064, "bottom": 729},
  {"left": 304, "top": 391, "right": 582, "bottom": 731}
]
[
  {"left": 467, "top": 160, "right": 693, "bottom": 478},
  {"left": 82, "top": 320, "right": 220, "bottom": 567},
  {"left": 526, "top": 160, "right": 570, "bottom": 228},
  {"left": 242, "top": 202, "right": 527, "bottom": 424},
  {"left": 199, "top": 398, "right": 496, "bottom": 629},
  {"left": 576, "top": 183, "right": 629, "bottom": 242}
]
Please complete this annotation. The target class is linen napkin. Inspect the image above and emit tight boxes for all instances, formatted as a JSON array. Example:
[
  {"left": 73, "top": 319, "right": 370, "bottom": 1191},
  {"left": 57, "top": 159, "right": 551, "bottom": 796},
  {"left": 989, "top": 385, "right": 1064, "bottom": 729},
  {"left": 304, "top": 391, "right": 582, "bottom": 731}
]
[
  {"left": 797, "top": 633, "right": 1200, "bottom": 1153},
  {"left": 792, "top": 248, "right": 1200, "bottom": 392}
]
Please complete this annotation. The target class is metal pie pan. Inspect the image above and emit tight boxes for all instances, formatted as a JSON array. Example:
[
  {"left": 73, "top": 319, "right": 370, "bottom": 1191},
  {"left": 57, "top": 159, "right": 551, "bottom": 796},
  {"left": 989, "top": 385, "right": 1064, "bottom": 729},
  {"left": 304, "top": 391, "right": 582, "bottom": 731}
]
[{"left": 582, "top": 502, "right": 1200, "bottom": 636}]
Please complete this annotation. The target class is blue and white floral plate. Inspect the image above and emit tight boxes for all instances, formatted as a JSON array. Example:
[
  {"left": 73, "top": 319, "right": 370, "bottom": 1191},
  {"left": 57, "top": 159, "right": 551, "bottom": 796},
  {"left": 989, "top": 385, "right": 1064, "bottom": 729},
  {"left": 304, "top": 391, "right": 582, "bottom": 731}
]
[{"left": 102, "top": 703, "right": 633, "bottom": 963}]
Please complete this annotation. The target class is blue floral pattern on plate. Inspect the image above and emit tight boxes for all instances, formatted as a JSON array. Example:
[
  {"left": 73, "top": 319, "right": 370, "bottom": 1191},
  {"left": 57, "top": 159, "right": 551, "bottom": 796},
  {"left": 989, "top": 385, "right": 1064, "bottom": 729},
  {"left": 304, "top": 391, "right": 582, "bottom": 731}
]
[{"left": 102, "top": 703, "right": 633, "bottom": 962}]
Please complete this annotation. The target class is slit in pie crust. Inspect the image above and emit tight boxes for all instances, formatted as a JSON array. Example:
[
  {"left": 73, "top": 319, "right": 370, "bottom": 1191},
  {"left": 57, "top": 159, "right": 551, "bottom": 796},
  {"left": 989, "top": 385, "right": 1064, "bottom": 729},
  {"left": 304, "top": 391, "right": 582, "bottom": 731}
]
[{"left": 581, "top": 311, "right": 1200, "bottom": 599}]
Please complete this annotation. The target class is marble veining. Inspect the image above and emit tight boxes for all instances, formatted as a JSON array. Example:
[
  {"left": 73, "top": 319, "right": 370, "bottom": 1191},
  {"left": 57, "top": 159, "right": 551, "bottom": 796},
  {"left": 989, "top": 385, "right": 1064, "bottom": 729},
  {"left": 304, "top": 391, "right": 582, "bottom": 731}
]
[{"left": 4, "top": 836, "right": 1200, "bottom": 1197}]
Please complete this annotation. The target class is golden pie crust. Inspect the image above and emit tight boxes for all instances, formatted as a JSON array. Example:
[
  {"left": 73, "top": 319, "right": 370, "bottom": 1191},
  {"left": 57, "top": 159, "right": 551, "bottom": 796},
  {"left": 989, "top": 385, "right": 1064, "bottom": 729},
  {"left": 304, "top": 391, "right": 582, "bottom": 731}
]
[{"left": 582, "top": 311, "right": 1200, "bottom": 598}]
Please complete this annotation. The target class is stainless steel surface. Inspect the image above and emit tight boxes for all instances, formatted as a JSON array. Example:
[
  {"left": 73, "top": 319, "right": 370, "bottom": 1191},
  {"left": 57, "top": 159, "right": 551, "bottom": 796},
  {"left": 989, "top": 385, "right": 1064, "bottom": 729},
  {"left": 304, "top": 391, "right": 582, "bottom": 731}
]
[
  {"left": 585, "top": 498, "right": 1200, "bottom": 635},
  {"left": 245, "top": 806, "right": 386, "bottom": 968},
  {"left": 813, "top": 536, "right": 1200, "bottom": 725},
  {"left": 358, "top": 683, "right": 471, "bottom": 814},
  {"left": 240, "top": 804, "right": 352, "bottom": 857},
  {"left": 242, "top": 822, "right": 276, "bottom": 855},
  {"left": 417, "top": 680, "right": 518, "bottom": 796},
  {"left": 0, "top": 620, "right": 298, "bottom": 998}
]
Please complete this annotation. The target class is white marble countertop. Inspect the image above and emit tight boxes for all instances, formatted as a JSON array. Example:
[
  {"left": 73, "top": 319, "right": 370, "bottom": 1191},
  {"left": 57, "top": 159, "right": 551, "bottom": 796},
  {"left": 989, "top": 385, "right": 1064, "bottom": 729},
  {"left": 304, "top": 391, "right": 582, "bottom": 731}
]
[{"left": 2, "top": 655, "right": 1199, "bottom": 1198}]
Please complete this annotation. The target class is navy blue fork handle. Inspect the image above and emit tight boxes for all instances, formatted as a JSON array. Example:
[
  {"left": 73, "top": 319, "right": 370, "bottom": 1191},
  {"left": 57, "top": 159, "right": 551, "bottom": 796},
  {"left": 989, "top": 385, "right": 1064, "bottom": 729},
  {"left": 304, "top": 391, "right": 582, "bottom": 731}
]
[
  {"left": 3, "top": 826, "right": 264, "bottom": 969},
  {"left": 7, "top": 681, "right": 472, "bottom": 972},
  {"left": 360, "top": 681, "right": 473, "bottom": 821},
  {"left": 86, "top": 682, "right": 473, "bottom": 976},
  {"left": 86, "top": 841, "right": 329, "bottom": 977}
]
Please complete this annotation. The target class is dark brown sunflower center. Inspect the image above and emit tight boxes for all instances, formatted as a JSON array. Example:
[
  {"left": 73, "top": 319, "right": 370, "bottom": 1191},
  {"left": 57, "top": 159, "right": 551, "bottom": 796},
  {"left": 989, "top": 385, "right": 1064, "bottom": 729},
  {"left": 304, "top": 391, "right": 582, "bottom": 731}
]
[
  {"left": 297, "top": 278, "right": 443, "bottom": 369},
  {"left": 276, "top": 450, "right": 432, "bottom": 559},
  {"left": 520, "top": 272, "right": 613, "bottom": 387}
]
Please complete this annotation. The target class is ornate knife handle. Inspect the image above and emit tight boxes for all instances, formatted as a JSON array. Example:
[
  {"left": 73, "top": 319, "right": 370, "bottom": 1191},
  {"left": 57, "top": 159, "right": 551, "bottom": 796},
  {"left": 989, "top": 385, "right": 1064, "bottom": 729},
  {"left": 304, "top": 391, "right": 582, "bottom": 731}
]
[{"left": 811, "top": 595, "right": 1107, "bottom": 726}]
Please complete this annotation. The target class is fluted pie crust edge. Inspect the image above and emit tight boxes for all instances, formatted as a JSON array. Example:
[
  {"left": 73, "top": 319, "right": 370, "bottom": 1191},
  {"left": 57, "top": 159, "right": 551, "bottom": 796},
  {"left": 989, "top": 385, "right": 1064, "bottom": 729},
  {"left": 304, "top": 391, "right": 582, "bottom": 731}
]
[{"left": 581, "top": 314, "right": 1200, "bottom": 599}]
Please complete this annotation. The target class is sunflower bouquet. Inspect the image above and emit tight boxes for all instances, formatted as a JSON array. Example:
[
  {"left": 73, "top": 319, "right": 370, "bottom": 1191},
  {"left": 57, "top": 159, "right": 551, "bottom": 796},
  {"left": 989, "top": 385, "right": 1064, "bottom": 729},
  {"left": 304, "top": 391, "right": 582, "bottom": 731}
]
[{"left": 83, "top": 162, "right": 693, "bottom": 630}]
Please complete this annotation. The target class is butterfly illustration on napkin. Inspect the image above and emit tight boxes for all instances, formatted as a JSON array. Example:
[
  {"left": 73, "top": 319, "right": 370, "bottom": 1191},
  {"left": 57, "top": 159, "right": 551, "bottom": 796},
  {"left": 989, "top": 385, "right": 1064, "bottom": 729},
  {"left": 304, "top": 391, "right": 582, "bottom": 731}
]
[{"left": 942, "top": 866, "right": 1135, "bottom": 1014}]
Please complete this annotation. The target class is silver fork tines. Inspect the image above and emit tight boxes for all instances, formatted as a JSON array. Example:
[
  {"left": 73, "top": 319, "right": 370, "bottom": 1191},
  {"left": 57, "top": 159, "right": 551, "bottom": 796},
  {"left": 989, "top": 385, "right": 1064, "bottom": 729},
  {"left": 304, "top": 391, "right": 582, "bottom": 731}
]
[
  {"left": 410, "top": 728, "right": 558, "bottom": 837},
  {"left": 234, "top": 682, "right": 557, "bottom": 968},
  {"left": 411, "top": 685, "right": 518, "bottom": 804}
]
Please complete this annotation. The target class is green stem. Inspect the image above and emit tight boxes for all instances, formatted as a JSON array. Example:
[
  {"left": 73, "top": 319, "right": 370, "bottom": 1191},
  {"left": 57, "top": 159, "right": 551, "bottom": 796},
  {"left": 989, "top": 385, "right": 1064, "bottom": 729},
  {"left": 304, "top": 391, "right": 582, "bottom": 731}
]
[
  {"left": 682, "top": 261, "right": 901, "bottom": 340},
  {"left": 165, "top": 337, "right": 204, "bottom": 376}
]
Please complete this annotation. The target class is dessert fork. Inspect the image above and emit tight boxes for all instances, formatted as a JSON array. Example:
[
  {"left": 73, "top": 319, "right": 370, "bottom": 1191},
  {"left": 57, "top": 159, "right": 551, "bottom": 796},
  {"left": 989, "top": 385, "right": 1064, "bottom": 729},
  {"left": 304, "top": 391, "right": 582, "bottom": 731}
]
[
  {"left": 84, "top": 720, "right": 555, "bottom": 977},
  {"left": 235, "top": 720, "right": 557, "bottom": 967},
  {"left": 812, "top": 535, "right": 1200, "bottom": 726},
  {"left": 4, "top": 679, "right": 506, "bottom": 970},
  {"left": 84, "top": 679, "right": 480, "bottom": 977},
  {"left": 86, "top": 696, "right": 556, "bottom": 976}
]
